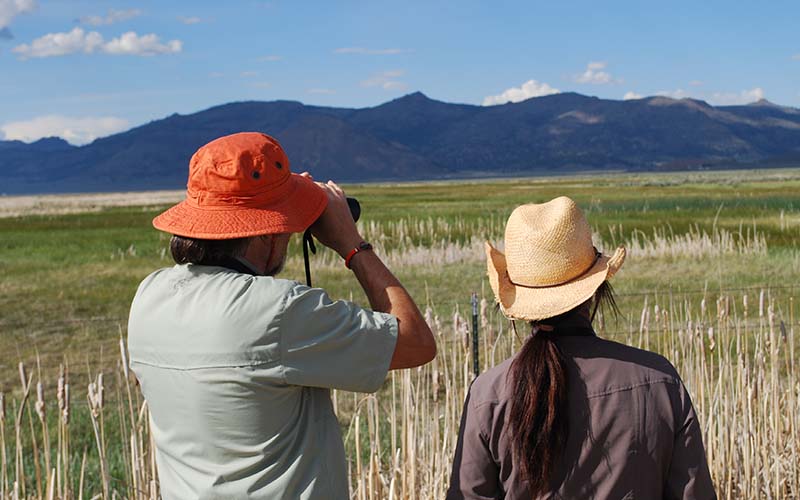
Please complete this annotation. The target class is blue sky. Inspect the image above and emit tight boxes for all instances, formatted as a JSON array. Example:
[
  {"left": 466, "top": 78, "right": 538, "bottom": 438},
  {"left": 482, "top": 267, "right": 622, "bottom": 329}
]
[{"left": 2, "top": 0, "right": 799, "bottom": 144}]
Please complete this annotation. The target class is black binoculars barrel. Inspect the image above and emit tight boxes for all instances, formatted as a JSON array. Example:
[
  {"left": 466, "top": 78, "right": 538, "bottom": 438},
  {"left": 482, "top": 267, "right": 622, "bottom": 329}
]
[
  {"left": 303, "top": 197, "right": 361, "bottom": 287},
  {"left": 346, "top": 197, "right": 361, "bottom": 223}
]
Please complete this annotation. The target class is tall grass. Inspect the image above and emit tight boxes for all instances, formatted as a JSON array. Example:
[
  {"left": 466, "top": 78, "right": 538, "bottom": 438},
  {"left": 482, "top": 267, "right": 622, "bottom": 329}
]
[
  {"left": 1, "top": 290, "right": 796, "bottom": 499},
  {"left": 290, "top": 218, "right": 772, "bottom": 271},
  {"left": 0, "top": 341, "right": 158, "bottom": 499}
]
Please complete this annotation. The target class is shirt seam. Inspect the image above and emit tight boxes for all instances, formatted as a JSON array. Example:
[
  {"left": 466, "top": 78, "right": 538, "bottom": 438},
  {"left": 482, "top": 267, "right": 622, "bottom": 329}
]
[
  {"left": 587, "top": 378, "right": 680, "bottom": 399},
  {"left": 469, "top": 387, "right": 494, "bottom": 445},
  {"left": 129, "top": 359, "right": 280, "bottom": 371},
  {"left": 277, "top": 283, "right": 295, "bottom": 385},
  {"left": 469, "top": 377, "right": 681, "bottom": 408}
]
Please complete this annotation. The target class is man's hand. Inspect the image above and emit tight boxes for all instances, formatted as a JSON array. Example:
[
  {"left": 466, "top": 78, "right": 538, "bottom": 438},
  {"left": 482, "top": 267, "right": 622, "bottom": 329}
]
[{"left": 308, "top": 180, "right": 363, "bottom": 257}]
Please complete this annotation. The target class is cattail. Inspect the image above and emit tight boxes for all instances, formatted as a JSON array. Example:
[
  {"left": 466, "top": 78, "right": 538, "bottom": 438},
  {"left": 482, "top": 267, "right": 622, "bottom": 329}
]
[
  {"left": 35, "top": 381, "right": 45, "bottom": 421},
  {"left": 88, "top": 375, "right": 105, "bottom": 418},
  {"left": 707, "top": 327, "right": 716, "bottom": 351},
  {"left": 743, "top": 294, "right": 748, "bottom": 314},
  {"left": 0, "top": 392, "right": 5, "bottom": 422},
  {"left": 62, "top": 384, "right": 70, "bottom": 425},
  {"left": 424, "top": 307, "right": 434, "bottom": 330},
  {"left": 716, "top": 296, "right": 729, "bottom": 322},
  {"left": 97, "top": 373, "right": 104, "bottom": 409},
  {"left": 57, "top": 365, "right": 65, "bottom": 414},
  {"left": 453, "top": 312, "right": 470, "bottom": 349}
]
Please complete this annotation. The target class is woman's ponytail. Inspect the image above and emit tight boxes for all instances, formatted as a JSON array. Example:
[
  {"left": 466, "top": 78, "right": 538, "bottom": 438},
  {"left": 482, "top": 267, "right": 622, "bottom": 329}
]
[{"left": 508, "top": 327, "right": 569, "bottom": 497}]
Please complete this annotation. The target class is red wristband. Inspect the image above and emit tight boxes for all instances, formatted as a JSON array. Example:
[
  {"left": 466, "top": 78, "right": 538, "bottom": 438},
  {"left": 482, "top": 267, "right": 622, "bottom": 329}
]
[{"left": 344, "top": 241, "right": 373, "bottom": 269}]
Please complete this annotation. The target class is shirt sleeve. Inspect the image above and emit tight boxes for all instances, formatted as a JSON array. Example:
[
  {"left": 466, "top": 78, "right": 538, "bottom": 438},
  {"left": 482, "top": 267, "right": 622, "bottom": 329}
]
[
  {"left": 664, "top": 383, "right": 717, "bottom": 500},
  {"left": 446, "top": 390, "right": 502, "bottom": 500},
  {"left": 278, "top": 284, "right": 398, "bottom": 393}
]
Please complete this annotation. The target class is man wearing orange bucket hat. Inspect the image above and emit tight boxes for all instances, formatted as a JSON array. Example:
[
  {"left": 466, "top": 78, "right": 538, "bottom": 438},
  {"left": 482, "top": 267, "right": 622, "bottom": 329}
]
[{"left": 127, "top": 132, "right": 436, "bottom": 499}]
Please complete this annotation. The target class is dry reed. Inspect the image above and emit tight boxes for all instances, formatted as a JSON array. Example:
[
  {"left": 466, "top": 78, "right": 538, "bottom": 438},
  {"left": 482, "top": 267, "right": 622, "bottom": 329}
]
[{"left": 1, "top": 296, "right": 796, "bottom": 498}]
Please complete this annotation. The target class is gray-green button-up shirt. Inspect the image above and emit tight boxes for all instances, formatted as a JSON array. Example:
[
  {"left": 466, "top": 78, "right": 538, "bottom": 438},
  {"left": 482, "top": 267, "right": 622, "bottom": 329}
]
[{"left": 127, "top": 264, "right": 398, "bottom": 499}]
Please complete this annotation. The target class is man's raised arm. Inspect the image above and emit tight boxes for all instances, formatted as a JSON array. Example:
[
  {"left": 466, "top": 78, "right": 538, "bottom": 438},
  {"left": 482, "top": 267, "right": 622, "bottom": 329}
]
[{"left": 309, "top": 180, "right": 437, "bottom": 370}]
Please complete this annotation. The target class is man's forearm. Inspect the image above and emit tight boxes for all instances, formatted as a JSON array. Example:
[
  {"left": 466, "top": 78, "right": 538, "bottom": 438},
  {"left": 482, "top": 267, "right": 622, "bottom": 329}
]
[
  {"left": 348, "top": 249, "right": 436, "bottom": 369},
  {"left": 349, "top": 250, "right": 406, "bottom": 313}
]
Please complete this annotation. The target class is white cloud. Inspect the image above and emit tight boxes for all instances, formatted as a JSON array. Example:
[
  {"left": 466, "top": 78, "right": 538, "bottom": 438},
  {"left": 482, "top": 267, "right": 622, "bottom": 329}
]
[
  {"left": 0, "top": 0, "right": 35, "bottom": 29},
  {"left": 708, "top": 87, "right": 765, "bottom": 106},
  {"left": 335, "top": 47, "right": 410, "bottom": 55},
  {"left": 361, "top": 70, "right": 408, "bottom": 91},
  {"left": 307, "top": 88, "right": 336, "bottom": 95},
  {"left": 12, "top": 28, "right": 182, "bottom": 58},
  {"left": 652, "top": 87, "right": 765, "bottom": 106},
  {"left": 79, "top": 8, "right": 140, "bottom": 26},
  {"left": 240, "top": 71, "right": 258, "bottom": 77},
  {"left": 623, "top": 91, "right": 643, "bottom": 100},
  {"left": 655, "top": 88, "right": 692, "bottom": 99},
  {"left": 483, "top": 79, "right": 560, "bottom": 106},
  {"left": 689, "top": 80, "right": 704, "bottom": 87},
  {"left": 13, "top": 27, "right": 103, "bottom": 58},
  {"left": 177, "top": 16, "right": 202, "bottom": 25},
  {"left": 574, "top": 61, "right": 622, "bottom": 85},
  {"left": 257, "top": 55, "right": 281, "bottom": 61},
  {"left": 792, "top": 54, "right": 800, "bottom": 61},
  {"left": 1, "top": 115, "right": 129, "bottom": 145},
  {"left": 103, "top": 32, "right": 182, "bottom": 56},
  {"left": 382, "top": 81, "right": 407, "bottom": 90}
]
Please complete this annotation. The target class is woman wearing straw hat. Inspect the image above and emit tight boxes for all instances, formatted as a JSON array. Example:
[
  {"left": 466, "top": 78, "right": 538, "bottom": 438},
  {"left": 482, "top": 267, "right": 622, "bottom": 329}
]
[{"left": 447, "top": 197, "right": 715, "bottom": 499}]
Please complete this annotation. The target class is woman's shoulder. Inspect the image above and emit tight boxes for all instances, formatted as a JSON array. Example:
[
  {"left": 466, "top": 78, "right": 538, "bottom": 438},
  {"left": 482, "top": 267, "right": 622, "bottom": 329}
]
[
  {"left": 559, "top": 335, "right": 685, "bottom": 396},
  {"left": 467, "top": 358, "right": 515, "bottom": 408}
]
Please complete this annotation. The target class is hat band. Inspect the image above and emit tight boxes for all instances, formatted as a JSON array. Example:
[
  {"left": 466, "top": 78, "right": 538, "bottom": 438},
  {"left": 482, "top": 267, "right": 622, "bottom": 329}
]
[{"left": 507, "top": 249, "right": 601, "bottom": 289}]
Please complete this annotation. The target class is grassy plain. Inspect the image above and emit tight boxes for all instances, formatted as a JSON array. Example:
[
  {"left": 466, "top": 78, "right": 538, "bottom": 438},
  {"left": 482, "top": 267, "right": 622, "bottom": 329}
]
[
  {"left": 1, "top": 168, "right": 799, "bottom": 497},
  {"left": 1, "top": 169, "right": 798, "bottom": 383}
]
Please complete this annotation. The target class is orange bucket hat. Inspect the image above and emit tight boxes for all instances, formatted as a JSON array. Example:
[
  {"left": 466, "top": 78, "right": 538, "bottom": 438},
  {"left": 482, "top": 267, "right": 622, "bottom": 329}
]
[{"left": 153, "top": 132, "right": 327, "bottom": 239}]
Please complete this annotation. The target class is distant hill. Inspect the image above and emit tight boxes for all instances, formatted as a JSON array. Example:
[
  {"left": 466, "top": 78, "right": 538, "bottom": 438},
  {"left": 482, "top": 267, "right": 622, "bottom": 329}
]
[{"left": 2, "top": 92, "right": 800, "bottom": 194}]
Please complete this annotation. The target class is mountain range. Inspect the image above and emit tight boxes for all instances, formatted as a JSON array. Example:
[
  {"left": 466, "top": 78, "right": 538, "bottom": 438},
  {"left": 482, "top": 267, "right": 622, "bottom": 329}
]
[{"left": 2, "top": 91, "right": 800, "bottom": 194}]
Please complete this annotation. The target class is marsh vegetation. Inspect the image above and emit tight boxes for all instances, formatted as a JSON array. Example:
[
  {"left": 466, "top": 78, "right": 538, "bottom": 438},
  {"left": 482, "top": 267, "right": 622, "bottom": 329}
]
[{"left": 1, "top": 169, "right": 798, "bottom": 498}]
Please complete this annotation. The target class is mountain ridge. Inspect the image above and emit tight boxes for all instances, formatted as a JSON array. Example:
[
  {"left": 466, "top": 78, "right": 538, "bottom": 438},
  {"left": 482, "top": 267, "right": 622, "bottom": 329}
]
[{"left": 2, "top": 92, "right": 800, "bottom": 194}]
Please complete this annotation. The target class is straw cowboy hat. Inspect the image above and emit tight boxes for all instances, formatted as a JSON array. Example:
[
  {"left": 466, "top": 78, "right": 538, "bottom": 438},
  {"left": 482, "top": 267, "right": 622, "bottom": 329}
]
[
  {"left": 486, "top": 196, "right": 626, "bottom": 321},
  {"left": 153, "top": 132, "right": 327, "bottom": 239}
]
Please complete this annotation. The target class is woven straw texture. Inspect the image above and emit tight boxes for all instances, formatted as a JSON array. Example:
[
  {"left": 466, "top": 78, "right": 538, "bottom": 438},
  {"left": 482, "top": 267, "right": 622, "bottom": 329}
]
[{"left": 487, "top": 196, "right": 626, "bottom": 321}]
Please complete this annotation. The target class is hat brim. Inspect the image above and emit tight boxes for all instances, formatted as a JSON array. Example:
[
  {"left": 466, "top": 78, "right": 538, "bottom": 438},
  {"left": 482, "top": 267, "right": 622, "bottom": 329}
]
[
  {"left": 486, "top": 242, "right": 626, "bottom": 322},
  {"left": 152, "top": 174, "right": 328, "bottom": 239}
]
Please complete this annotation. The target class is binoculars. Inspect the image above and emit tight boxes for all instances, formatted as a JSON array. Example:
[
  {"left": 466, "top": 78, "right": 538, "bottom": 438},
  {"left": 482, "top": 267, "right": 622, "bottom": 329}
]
[{"left": 302, "top": 197, "right": 361, "bottom": 286}]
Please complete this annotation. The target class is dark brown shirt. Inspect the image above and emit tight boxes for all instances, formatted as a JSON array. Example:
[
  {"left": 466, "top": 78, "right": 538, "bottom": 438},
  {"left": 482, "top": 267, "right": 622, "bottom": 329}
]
[{"left": 447, "top": 329, "right": 716, "bottom": 499}]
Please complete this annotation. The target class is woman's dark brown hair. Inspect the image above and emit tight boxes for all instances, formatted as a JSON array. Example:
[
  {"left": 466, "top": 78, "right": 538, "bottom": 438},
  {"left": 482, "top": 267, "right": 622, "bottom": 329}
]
[
  {"left": 508, "top": 280, "right": 619, "bottom": 497},
  {"left": 169, "top": 235, "right": 250, "bottom": 265}
]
